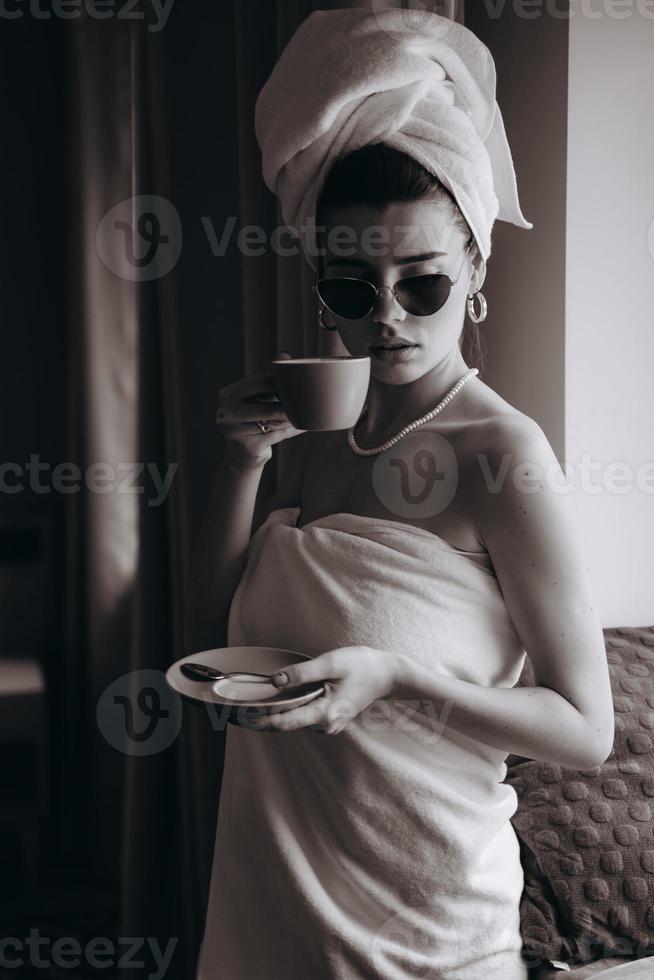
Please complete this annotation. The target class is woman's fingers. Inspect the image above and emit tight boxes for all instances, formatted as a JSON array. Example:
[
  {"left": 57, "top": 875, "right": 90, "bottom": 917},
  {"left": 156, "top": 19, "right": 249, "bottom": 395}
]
[
  {"left": 248, "top": 700, "right": 325, "bottom": 731},
  {"left": 216, "top": 351, "right": 292, "bottom": 423},
  {"left": 217, "top": 383, "right": 284, "bottom": 423},
  {"left": 215, "top": 354, "right": 305, "bottom": 462},
  {"left": 223, "top": 349, "right": 290, "bottom": 401},
  {"left": 243, "top": 392, "right": 281, "bottom": 406},
  {"left": 219, "top": 404, "right": 289, "bottom": 424},
  {"left": 247, "top": 696, "right": 349, "bottom": 734},
  {"left": 219, "top": 419, "right": 297, "bottom": 440},
  {"left": 231, "top": 370, "right": 278, "bottom": 394},
  {"left": 217, "top": 374, "right": 275, "bottom": 409},
  {"left": 270, "top": 650, "right": 344, "bottom": 689}
]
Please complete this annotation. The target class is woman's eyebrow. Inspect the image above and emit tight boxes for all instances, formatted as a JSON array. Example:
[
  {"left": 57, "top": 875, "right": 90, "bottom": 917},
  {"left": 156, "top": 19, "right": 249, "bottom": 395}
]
[{"left": 325, "top": 250, "right": 448, "bottom": 268}]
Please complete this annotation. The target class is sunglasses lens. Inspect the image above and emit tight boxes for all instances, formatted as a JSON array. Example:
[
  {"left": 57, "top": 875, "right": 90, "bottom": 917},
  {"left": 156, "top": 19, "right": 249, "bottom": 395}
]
[
  {"left": 316, "top": 279, "right": 375, "bottom": 319},
  {"left": 397, "top": 275, "right": 452, "bottom": 316}
]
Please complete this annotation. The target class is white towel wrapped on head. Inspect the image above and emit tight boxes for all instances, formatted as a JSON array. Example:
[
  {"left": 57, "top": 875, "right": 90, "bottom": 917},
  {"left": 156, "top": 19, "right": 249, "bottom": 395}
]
[{"left": 255, "top": 7, "right": 532, "bottom": 277}]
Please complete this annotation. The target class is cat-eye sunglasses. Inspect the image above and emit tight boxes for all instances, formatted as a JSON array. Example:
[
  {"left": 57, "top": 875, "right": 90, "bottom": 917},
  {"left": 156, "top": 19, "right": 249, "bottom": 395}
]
[{"left": 313, "top": 238, "right": 473, "bottom": 320}]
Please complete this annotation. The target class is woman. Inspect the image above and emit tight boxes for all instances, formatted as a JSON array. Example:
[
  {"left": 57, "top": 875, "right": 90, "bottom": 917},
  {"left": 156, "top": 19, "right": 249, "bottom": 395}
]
[{"left": 187, "top": 10, "right": 614, "bottom": 980}]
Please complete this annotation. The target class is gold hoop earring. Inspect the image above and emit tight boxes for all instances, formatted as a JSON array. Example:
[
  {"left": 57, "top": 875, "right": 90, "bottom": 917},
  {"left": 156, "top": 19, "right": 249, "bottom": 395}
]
[
  {"left": 319, "top": 305, "right": 338, "bottom": 331},
  {"left": 466, "top": 291, "right": 487, "bottom": 324}
]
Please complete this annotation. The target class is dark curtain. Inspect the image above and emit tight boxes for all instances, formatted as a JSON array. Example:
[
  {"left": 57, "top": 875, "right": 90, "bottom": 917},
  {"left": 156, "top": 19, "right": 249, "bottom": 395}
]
[{"left": 61, "top": 3, "right": 337, "bottom": 977}]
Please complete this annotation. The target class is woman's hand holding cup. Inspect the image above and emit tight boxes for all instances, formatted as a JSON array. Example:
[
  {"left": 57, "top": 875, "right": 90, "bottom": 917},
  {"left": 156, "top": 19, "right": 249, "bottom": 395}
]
[{"left": 215, "top": 351, "right": 307, "bottom": 470}]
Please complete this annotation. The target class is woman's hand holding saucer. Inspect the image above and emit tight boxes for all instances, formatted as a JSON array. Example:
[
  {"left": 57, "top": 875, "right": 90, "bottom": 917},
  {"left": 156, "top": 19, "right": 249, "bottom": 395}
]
[{"left": 247, "top": 646, "right": 397, "bottom": 735}]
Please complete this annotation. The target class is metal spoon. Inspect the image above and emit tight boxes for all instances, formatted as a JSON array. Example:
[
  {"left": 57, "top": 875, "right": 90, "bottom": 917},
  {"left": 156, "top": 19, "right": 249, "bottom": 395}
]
[{"left": 181, "top": 662, "right": 274, "bottom": 683}]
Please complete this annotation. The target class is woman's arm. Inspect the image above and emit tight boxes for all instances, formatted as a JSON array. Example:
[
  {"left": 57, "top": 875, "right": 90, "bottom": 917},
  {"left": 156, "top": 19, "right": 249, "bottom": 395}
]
[
  {"left": 250, "top": 431, "right": 313, "bottom": 536},
  {"left": 184, "top": 431, "right": 313, "bottom": 654},
  {"left": 391, "top": 661, "right": 610, "bottom": 769},
  {"left": 392, "top": 417, "right": 615, "bottom": 769},
  {"left": 184, "top": 455, "right": 267, "bottom": 654}
]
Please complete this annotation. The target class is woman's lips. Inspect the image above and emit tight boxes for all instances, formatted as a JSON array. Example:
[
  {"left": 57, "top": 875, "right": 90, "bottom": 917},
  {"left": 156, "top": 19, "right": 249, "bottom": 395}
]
[{"left": 370, "top": 344, "right": 418, "bottom": 363}]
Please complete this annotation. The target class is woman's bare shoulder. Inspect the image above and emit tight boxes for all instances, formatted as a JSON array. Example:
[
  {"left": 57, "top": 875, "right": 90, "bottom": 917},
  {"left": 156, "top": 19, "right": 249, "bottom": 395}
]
[{"left": 457, "top": 376, "right": 547, "bottom": 460}]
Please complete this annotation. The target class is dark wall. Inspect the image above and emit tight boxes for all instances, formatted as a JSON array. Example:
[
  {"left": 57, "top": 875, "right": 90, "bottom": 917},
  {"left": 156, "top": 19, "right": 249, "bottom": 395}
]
[
  {"left": 465, "top": 3, "right": 569, "bottom": 456},
  {"left": 0, "top": 20, "right": 67, "bottom": 504}
]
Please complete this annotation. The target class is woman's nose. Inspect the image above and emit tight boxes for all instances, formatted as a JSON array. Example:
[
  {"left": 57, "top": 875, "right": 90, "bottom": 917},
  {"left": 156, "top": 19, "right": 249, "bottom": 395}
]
[{"left": 371, "top": 284, "right": 406, "bottom": 322}]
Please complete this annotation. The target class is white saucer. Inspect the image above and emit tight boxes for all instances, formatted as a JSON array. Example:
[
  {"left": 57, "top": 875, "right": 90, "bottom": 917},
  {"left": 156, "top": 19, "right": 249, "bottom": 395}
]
[{"left": 165, "top": 646, "right": 325, "bottom": 722}]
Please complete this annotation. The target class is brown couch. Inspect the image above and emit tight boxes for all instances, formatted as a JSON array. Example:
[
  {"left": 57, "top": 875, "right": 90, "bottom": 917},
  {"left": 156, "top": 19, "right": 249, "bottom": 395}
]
[{"left": 505, "top": 626, "right": 654, "bottom": 978}]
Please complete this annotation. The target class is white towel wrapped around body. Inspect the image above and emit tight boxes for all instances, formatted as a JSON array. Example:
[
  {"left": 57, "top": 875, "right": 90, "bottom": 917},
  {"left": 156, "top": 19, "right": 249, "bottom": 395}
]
[
  {"left": 196, "top": 507, "right": 529, "bottom": 979},
  {"left": 254, "top": 8, "right": 532, "bottom": 276}
]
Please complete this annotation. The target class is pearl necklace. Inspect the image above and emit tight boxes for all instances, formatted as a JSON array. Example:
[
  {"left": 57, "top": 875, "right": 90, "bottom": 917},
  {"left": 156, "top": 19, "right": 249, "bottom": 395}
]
[{"left": 347, "top": 368, "right": 479, "bottom": 457}]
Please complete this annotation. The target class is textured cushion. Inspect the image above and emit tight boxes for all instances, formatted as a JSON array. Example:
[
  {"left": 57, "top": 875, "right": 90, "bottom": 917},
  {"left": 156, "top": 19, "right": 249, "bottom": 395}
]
[{"left": 505, "top": 626, "right": 654, "bottom": 971}]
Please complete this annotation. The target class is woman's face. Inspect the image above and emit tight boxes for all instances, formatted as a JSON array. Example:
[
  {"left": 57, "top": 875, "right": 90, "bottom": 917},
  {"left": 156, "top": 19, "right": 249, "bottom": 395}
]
[{"left": 319, "top": 198, "right": 481, "bottom": 386}]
